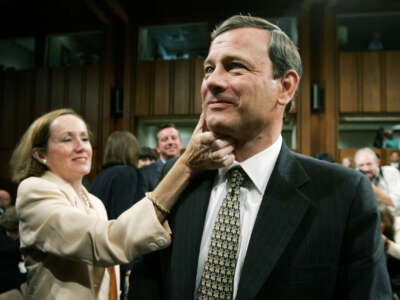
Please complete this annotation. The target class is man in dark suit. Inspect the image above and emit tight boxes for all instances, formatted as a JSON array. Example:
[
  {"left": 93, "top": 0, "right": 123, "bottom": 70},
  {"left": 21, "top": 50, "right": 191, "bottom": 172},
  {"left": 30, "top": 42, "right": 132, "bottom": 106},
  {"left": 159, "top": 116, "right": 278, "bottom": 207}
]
[
  {"left": 141, "top": 123, "right": 183, "bottom": 191},
  {"left": 130, "top": 15, "right": 391, "bottom": 299}
]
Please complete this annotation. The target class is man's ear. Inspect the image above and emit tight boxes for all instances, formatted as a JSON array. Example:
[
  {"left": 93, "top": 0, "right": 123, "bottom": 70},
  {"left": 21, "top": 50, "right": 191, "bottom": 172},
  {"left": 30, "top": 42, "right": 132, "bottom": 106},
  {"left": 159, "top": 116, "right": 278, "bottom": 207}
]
[
  {"left": 155, "top": 145, "right": 161, "bottom": 155},
  {"left": 277, "top": 69, "right": 300, "bottom": 106}
]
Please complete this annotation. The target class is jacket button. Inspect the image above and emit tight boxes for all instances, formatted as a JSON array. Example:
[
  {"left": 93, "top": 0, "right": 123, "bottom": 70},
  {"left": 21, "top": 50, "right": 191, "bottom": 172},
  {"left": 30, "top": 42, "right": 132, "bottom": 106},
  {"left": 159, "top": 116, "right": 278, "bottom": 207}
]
[
  {"left": 157, "top": 237, "right": 167, "bottom": 247},
  {"left": 148, "top": 242, "right": 158, "bottom": 251}
]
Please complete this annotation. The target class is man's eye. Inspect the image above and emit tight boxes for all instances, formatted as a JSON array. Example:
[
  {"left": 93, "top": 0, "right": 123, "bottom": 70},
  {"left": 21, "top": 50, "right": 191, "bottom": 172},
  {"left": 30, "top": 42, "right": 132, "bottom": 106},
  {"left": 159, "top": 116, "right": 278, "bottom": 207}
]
[
  {"left": 204, "top": 66, "right": 214, "bottom": 74},
  {"left": 228, "top": 63, "right": 244, "bottom": 71}
]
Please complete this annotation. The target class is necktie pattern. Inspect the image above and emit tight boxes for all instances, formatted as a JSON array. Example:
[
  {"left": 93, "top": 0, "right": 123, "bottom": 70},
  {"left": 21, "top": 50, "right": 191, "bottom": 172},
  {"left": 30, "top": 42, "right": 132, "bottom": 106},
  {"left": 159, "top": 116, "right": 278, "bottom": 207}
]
[{"left": 198, "top": 167, "right": 246, "bottom": 300}]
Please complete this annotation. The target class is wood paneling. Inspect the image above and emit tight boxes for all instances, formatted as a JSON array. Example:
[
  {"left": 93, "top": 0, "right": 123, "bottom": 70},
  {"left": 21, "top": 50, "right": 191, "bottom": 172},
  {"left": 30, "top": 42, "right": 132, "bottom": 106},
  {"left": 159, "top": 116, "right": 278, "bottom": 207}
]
[
  {"left": 133, "top": 58, "right": 205, "bottom": 116},
  {"left": 16, "top": 70, "right": 35, "bottom": 140},
  {"left": 361, "top": 52, "right": 382, "bottom": 112},
  {"left": 0, "top": 64, "right": 106, "bottom": 185},
  {"left": 153, "top": 60, "right": 170, "bottom": 115},
  {"left": 2, "top": 71, "right": 17, "bottom": 148},
  {"left": 173, "top": 59, "right": 190, "bottom": 114},
  {"left": 135, "top": 61, "right": 153, "bottom": 116},
  {"left": 85, "top": 64, "right": 101, "bottom": 146},
  {"left": 34, "top": 68, "right": 50, "bottom": 118},
  {"left": 67, "top": 66, "right": 84, "bottom": 113},
  {"left": 339, "top": 52, "right": 359, "bottom": 112},
  {"left": 50, "top": 67, "right": 66, "bottom": 109},
  {"left": 386, "top": 51, "right": 400, "bottom": 112},
  {"left": 193, "top": 58, "right": 204, "bottom": 114}
]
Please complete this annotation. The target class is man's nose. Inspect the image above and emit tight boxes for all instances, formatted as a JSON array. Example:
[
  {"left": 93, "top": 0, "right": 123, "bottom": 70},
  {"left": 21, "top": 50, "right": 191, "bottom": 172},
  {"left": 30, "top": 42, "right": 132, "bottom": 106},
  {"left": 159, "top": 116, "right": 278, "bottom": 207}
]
[{"left": 204, "top": 67, "right": 228, "bottom": 94}]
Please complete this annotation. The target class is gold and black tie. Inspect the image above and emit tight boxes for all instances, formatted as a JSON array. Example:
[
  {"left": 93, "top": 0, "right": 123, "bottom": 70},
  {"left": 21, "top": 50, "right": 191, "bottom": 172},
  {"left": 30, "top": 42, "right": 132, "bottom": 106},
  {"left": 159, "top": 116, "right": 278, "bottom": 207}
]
[{"left": 198, "top": 167, "right": 246, "bottom": 300}]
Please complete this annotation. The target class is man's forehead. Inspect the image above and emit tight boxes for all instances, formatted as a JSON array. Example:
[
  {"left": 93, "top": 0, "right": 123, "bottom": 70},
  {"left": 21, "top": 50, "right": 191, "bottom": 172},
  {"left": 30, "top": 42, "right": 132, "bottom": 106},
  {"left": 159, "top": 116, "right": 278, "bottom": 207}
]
[
  {"left": 158, "top": 127, "right": 179, "bottom": 138},
  {"left": 207, "top": 27, "right": 270, "bottom": 57},
  {"left": 0, "top": 191, "right": 11, "bottom": 199},
  {"left": 356, "top": 152, "right": 377, "bottom": 163}
]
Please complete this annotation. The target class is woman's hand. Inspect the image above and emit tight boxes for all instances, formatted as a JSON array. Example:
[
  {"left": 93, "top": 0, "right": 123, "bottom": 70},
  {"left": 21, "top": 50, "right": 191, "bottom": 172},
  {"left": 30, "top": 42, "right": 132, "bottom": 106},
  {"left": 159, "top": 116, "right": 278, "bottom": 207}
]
[{"left": 180, "top": 113, "right": 235, "bottom": 173}]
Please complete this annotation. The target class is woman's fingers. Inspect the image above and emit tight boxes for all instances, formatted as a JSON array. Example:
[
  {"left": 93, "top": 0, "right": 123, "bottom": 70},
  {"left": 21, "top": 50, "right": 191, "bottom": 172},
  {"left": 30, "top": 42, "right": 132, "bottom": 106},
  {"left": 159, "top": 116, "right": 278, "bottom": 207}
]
[{"left": 193, "top": 113, "right": 206, "bottom": 135}]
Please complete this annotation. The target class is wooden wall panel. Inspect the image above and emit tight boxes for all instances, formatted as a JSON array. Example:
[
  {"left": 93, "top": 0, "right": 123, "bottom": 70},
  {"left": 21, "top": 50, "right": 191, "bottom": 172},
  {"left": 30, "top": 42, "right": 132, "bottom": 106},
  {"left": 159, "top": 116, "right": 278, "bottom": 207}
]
[
  {"left": 193, "top": 58, "right": 204, "bottom": 114},
  {"left": 84, "top": 64, "right": 101, "bottom": 147},
  {"left": 173, "top": 59, "right": 190, "bottom": 114},
  {"left": 2, "top": 71, "right": 17, "bottom": 148},
  {"left": 339, "top": 52, "right": 359, "bottom": 112},
  {"left": 50, "top": 67, "right": 66, "bottom": 109},
  {"left": 16, "top": 71, "right": 34, "bottom": 141},
  {"left": 0, "top": 71, "right": 6, "bottom": 149},
  {"left": 362, "top": 52, "right": 382, "bottom": 112},
  {"left": 154, "top": 61, "right": 170, "bottom": 115},
  {"left": 0, "top": 64, "right": 106, "bottom": 186},
  {"left": 134, "top": 61, "right": 153, "bottom": 116},
  {"left": 34, "top": 69, "right": 50, "bottom": 119},
  {"left": 385, "top": 51, "right": 400, "bottom": 112},
  {"left": 67, "top": 66, "right": 84, "bottom": 113}
]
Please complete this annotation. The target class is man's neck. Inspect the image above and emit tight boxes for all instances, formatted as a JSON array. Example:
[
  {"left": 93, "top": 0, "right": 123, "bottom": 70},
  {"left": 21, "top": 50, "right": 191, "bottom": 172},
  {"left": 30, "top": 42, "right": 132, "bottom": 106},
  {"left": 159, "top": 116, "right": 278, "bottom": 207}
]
[{"left": 233, "top": 128, "right": 282, "bottom": 162}]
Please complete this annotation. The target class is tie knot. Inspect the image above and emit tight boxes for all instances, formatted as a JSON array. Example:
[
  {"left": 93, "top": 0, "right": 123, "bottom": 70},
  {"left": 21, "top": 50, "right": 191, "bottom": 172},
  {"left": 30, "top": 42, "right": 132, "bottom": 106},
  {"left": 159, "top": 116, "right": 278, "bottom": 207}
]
[{"left": 228, "top": 167, "right": 247, "bottom": 187}]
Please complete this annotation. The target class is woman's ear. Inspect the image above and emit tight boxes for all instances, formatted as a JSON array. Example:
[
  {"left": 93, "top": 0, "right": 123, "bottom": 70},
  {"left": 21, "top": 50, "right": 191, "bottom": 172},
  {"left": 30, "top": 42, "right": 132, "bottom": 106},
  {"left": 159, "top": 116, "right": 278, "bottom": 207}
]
[
  {"left": 277, "top": 69, "right": 300, "bottom": 106},
  {"left": 32, "top": 148, "right": 47, "bottom": 165}
]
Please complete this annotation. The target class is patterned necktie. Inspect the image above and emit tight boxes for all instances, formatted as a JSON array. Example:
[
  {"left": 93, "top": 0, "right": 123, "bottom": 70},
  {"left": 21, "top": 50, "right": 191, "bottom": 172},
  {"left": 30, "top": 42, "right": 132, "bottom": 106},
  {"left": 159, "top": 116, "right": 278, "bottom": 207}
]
[{"left": 198, "top": 167, "right": 246, "bottom": 300}]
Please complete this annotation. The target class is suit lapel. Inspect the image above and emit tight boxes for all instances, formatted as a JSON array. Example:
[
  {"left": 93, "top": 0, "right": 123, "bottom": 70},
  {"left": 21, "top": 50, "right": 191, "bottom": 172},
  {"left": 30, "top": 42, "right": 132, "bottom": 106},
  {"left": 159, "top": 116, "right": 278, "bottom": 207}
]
[
  {"left": 236, "top": 144, "right": 311, "bottom": 300},
  {"left": 169, "top": 170, "right": 217, "bottom": 299}
]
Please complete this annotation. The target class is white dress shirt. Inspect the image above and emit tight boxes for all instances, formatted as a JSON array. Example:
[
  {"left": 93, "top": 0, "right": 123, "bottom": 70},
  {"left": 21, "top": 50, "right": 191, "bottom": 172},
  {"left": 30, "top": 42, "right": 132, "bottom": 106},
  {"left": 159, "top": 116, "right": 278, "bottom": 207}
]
[
  {"left": 376, "top": 166, "right": 400, "bottom": 214},
  {"left": 194, "top": 135, "right": 282, "bottom": 299}
]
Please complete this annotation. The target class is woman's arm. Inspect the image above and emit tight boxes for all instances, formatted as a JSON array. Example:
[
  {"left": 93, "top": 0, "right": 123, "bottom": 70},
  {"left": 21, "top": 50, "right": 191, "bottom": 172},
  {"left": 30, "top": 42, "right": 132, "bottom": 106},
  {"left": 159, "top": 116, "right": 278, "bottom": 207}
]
[{"left": 147, "top": 113, "right": 234, "bottom": 222}]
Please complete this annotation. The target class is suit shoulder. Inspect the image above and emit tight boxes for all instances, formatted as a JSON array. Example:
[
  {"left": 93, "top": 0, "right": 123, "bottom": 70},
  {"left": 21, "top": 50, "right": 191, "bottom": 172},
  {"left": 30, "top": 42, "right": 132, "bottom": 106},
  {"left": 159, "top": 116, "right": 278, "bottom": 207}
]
[{"left": 291, "top": 151, "right": 362, "bottom": 182}]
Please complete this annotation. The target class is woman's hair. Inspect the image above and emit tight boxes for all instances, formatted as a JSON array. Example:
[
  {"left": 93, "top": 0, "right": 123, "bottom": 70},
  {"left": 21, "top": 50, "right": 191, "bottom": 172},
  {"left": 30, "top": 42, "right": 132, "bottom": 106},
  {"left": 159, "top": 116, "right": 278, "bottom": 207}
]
[
  {"left": 10, "top": 108, "right": 88, "bottom": 183},
  {"left": 103, "top": 131, "right": 140, "bottom": 168},
  {"left": 379, "top": 204, "right": 395, "bottom": 240}
]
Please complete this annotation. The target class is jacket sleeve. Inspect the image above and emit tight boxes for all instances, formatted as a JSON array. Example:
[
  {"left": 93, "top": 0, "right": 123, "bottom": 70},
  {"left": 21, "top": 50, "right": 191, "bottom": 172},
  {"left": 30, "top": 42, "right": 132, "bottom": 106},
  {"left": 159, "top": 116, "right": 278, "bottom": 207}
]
[
  {"left": 16, "top": 177, "right": 171, "bottom": 267},
  {"left": 336, "top": 175, "right": 392, "bottom": 299}
]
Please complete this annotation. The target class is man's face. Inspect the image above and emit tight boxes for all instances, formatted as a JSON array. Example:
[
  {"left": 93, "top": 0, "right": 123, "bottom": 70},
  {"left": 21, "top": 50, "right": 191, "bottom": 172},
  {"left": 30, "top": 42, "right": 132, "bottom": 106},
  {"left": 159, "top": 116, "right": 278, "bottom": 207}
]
[
  {"left": 0, "top": 190, "right": 11, "bottom": 209},
  {"left": 355, "top": 152, "right": 378, "bottom": 180},
  {"left": 201, "top": 27, "right": 281, "bottom": 141},
  {"left": 391, "top": 152, "right": 399, "bottom": 163},
  {"left": 156, "top": 127, "right": 183, "bottom": 160}
]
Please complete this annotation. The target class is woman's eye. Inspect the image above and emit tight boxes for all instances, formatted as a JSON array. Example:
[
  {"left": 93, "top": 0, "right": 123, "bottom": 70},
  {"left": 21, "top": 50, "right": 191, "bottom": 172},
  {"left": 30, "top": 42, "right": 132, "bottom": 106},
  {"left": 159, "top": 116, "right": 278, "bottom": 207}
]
[
  {"left": 61, "top": 138, "right": 71, "bottom": 142},
  {"left": 82, "top": 137, "right": 90, "bottom": 142}
]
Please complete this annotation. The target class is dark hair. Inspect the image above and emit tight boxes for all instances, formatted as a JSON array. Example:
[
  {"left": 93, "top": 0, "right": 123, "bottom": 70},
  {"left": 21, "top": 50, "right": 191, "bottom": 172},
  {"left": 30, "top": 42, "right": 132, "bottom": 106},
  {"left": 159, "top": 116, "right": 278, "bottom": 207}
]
[
  {"left": 211, "top": 15, "right": 302, "bottom": 116},
  {"left": 103, "top": 131, "right": 140, "bottom": 168},
  {"left": 156, "top": 123, "right": 180, "bottom": 144},
  {"left": 315, "top": 152, "right": 335, "bottom": 163},
  {"left": 157, "top": 123, "right": 177, "bottom": 134},
  {"left": 380, "top": 205, "right": 395, "bottom": 240},
  {"left": 138, "top": 146, "right": 157, "bottom": 161},
  {"left": 0, "top": 206, "right": 19, "bottom": 232}
]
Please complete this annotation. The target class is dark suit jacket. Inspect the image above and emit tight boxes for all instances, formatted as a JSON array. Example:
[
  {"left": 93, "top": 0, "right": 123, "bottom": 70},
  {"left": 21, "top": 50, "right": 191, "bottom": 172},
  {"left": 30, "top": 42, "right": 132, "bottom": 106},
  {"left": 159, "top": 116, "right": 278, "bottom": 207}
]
[
  {"left": 140, "top": 159, "right": 165, "bottom": 192},
  {"left": 90, "top": 164, "right": 145, "bottom": 220},
  {"left": 129, "top": 143, "right": 392, "bottom": 300}
]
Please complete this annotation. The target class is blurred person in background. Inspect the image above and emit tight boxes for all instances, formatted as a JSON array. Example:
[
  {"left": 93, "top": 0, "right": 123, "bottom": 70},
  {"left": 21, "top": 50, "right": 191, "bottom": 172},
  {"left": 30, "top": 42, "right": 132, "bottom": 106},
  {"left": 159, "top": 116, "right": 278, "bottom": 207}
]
[
  {"left": 141, "top": 123, "right": 183, "bottom": 191},
  {"left": 90, "top": 130, "right": 145, "bottom": 299},
  {"left": 0, "top": 189, "right": 12, "bottom": 215},
  {"left": 138, "top": 146, "right": 157, "bottom": 168}
]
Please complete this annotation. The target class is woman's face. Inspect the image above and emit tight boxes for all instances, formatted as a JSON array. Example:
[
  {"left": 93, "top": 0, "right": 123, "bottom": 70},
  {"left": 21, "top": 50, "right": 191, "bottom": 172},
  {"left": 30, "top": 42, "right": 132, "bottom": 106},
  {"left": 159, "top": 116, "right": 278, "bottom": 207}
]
[{"left": 42, "top": 114, "right": 92, "bottom": 185}]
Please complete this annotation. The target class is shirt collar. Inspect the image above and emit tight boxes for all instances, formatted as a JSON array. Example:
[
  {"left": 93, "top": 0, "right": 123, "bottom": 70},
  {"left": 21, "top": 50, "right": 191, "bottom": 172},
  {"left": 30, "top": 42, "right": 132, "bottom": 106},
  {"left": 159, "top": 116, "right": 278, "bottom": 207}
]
[{"left": 219, "top": 135, "right": 282, "bottom": 194}]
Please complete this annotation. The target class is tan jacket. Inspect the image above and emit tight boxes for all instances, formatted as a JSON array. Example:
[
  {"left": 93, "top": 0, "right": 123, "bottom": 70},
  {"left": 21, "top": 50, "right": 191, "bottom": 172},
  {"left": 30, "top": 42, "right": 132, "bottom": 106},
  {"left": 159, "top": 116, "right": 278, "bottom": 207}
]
[{"left": 16, "top": 171, "right": 171, "bottom": 300}]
